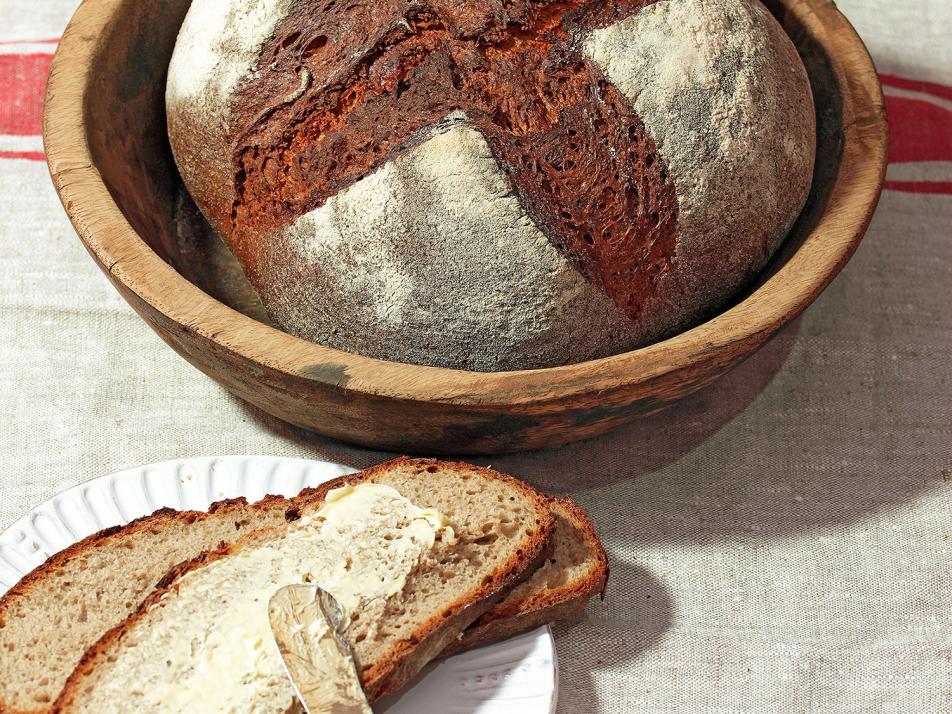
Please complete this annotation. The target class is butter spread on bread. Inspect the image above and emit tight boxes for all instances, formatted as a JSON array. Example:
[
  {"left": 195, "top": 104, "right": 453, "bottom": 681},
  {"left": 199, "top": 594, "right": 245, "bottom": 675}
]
[
  {"left": 1, "top": 458, "right": 575, "bottom": 712},
  {"left": 268, "top": 585, "right": 372, "bottom": 713},
  {"left": 109, "top": 484, "right": 453, "bottom": 712}
]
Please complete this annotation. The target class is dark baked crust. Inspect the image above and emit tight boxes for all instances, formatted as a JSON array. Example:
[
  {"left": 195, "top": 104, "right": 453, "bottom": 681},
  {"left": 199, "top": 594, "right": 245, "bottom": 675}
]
[
  {"left": 226, "top": 0, "right": 678, "bottom": 322},
  {"left": 167, "top": 0, "right": 816, "bottom": 372}
]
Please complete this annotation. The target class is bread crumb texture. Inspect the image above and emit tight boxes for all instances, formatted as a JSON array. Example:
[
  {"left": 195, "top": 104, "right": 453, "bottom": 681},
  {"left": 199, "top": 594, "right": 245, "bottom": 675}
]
[
  {"left": 68, "top": 485, "right": 450, "bottom": 713},
  {"left": 53, "top": 460, "right": 554, "bottom": 712}
]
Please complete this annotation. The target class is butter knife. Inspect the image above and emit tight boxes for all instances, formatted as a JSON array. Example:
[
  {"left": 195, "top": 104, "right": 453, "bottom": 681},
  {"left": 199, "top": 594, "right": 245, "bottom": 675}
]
[{"left": 269, "top": 584, "right": 372, "bottom": 714}]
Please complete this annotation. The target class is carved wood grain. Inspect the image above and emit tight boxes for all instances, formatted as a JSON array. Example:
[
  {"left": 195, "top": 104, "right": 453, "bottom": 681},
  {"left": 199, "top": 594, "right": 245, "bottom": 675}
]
[{"left": 43, "top": 0, "right": 888, "bottom": 454}]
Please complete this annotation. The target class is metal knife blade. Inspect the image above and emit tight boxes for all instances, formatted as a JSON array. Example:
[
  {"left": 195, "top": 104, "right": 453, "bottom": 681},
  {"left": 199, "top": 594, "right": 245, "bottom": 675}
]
[{"left": 268, "top": 584, "right": 372, "bottom": 714}]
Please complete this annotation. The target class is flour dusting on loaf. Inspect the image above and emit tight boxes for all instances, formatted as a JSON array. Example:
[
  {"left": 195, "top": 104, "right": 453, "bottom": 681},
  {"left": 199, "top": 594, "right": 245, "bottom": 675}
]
[
  {"left": 265, "top": 117, "right": 636, "bottom": 371},
  {"left": 585, "top": 0, "right": 815, "bottom": 321},
  {"left": 167, "top": 0, "right": 295, "bottom": 234},
  {"left": 167, "top": 1, "right": 292, "bottom": 104},
  {"left": 167, "top": 0, "right": 816, "bottom": 371}
]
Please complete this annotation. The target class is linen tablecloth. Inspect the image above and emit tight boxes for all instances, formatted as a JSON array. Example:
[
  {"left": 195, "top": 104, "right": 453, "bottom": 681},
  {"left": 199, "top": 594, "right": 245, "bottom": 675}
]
[{"left": 1, "top": 1, "right": 950, "bottom": 711}]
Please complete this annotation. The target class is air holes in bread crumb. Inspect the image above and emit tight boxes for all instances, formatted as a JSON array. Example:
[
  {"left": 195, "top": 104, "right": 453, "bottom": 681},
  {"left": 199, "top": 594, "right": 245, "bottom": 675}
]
[
  {"left": 281, "top": 32, "right": 300, "bottom": 49},
  {"left": 303, "top": 35, "right": 329, "bottom": 59}
]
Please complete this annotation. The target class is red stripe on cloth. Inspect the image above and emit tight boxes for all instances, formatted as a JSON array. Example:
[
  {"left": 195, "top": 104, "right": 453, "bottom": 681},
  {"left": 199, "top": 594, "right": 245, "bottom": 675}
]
[
  {"left": 880, "top": 73, "right": 952, "bottom": 103},
  {"left": 884, "top": 180, "right": 952, "bottom": 195},
  {"left": 0, "top": 54, "right": 53, "bottom": 135},
  {"left": 0, "top": 150, "right": 45, "bottom": 161},
  {"left": 885, "top": 94, "right": 952, "bottom": 164},
  {"left": 0, "top": 38, "right": 59, "bottom": 45}
]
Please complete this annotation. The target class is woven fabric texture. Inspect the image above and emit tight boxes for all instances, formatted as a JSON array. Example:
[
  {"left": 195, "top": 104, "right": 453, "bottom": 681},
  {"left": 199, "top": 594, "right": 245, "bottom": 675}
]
[{"left": 0, "top": 1, "right": 950, "bottom": 711}]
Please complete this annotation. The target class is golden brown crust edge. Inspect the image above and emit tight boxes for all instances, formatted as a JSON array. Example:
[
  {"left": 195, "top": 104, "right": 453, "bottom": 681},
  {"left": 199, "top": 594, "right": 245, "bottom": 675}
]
[
  {"left": 343, "top": 458, "right": 555, "bottom": 699},
  {"left": 444, "top": 497, "right": 609, "bottom": 655},
  {"left": 0, "top": 496, "right": 293, "bottom": 714},
  {"left": 53, "top": 458, "right": 554, "bottom": 711},
  {"left": 0, "top": 495, "right": 273, "bottom": 612}
]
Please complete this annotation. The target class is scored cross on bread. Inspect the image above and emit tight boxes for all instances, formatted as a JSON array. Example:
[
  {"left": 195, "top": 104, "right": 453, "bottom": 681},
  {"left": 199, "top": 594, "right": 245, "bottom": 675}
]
[
  {"left": 223, "top": 0, "right": 682, "bottom": 323},
  {"left": 167, "top": 0, "right": 815, "bottom": 371},
  {"left": 0, "top": 459, "right": 607, "bottom": 713}
]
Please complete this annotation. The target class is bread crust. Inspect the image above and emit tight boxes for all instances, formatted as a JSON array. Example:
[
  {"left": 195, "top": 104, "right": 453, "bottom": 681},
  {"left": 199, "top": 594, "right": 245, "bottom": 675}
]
[
  {"left": 52, "top": 458, "right": 554, "bottom": 710},
  {"left": 2, "top": 460, "right": 608, "bottom": 712},
  {"left": 167, "top": 0, "right": 815, "bottom": 371},
  {"left": 444, "top": 497, "right": 608, "bottom": 654},
  {"left": 0, "top": 496, "right": 294, "bottom": 714},
  {"left": 0, "top": 497, "right": 260, "bottom": 609}
]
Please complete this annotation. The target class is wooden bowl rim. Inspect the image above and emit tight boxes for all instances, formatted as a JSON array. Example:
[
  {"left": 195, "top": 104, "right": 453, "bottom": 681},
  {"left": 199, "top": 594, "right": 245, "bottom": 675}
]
[{"left": 44, "top": 0, "right": 887, "bottom": 408}]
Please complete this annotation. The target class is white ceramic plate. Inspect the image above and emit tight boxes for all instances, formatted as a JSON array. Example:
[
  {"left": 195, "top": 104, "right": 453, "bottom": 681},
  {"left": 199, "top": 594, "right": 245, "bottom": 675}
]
[{"left": 0, "top": 455, "right": 557, "bottom": 714}]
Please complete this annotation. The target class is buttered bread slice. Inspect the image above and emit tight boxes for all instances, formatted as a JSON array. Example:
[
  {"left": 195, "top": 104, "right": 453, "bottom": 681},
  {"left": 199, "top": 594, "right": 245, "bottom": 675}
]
[
  {"left": 0, "top": 498, "right": 293, "bottom": 713},
  {"left": 1, "top": 459, "right": 609, "bottom": 712},
  {"left": 55, "top": 459, "right": 552, "bottom": 711}
]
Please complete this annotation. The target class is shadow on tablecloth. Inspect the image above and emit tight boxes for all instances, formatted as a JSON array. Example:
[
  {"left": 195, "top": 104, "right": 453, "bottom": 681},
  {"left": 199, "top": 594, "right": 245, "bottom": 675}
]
[
  {"left": 552, "top": 560, "right": 673, "bottom": 712},
  {"left": 235, "top": 314, "right": 816, "bottom": 541},
  {"left": 234, "top": 312, "right": 800, "bottom": 470}
]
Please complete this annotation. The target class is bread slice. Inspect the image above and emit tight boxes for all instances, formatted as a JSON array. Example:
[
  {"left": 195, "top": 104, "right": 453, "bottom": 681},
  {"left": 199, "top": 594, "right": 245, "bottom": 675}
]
[
  {"left": 444, "top": 497, "right": 608, "bottom": 654},
  {"left": 53, "top": 458, "right": 552, "bottom": 712},
  {"left": 0, "top": 497, "right": 293, "bottom": 714},
  {"left": 0, "top": 460, "right": 606, "bottom": 713}
]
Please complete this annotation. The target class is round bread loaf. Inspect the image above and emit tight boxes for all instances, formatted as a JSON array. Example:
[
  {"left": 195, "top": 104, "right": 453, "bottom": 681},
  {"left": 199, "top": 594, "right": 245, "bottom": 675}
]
[{"left": 166, "top": 0, "right": 815, "bottom": 371}]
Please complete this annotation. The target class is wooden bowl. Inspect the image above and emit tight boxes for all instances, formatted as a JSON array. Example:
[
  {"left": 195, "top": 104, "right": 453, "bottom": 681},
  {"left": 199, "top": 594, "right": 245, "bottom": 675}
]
[{"left": 44, "top": 0, "right": 887, "bottom": 454}]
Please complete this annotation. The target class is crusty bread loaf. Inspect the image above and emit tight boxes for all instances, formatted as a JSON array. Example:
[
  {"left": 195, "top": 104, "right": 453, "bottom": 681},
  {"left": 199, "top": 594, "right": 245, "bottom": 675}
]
[
  {"left": 446, "top": 497, "right": 608, "bottom": 654},
  {"left": 52, "top": 458, "right": 553, "bottom": 711},
  {"left": 0, "top": 460, "right": 607, "bottom": 713},
  {"left": 166, "top": 0, "right": 815, "bottom": 371}
]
